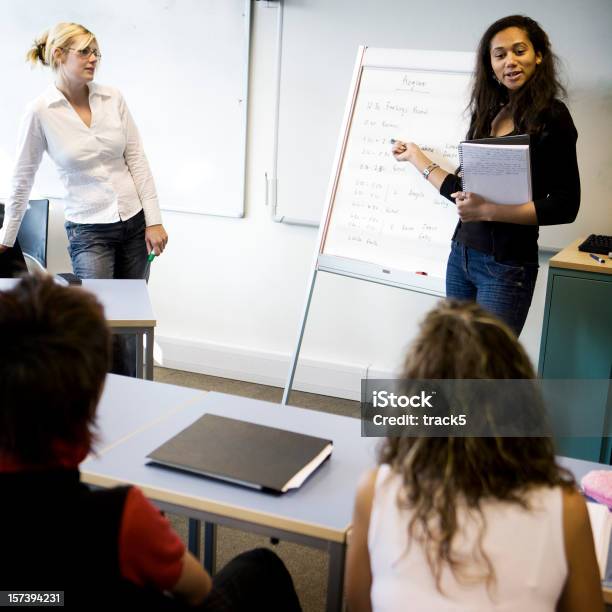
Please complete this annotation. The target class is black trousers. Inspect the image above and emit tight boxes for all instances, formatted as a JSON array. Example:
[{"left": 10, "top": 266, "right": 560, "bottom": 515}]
[
  {"left": 103, "top": 548, "right": 302, "bottom": 612},
  {"left": 199, "top": 548, "right": 302, "bottom": 612}
]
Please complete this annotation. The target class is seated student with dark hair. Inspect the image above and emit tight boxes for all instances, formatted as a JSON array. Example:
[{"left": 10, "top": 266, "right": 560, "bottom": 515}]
[{"left": 0, "top": 275, "right": 302, "bottom": 611}]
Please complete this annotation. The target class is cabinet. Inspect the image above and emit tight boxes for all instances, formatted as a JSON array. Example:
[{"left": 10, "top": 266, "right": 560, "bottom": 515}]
[{"left": 538, "top": 239, "right": 612, "bottom": 462}]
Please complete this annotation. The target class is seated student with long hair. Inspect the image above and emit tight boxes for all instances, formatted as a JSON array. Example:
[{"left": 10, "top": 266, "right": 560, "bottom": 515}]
[
  {"left": 346, "top": 300, "right": 602, "bottom": 612},
  {"left": 0, "top": 275, "right": 301, "bottom": 611}
]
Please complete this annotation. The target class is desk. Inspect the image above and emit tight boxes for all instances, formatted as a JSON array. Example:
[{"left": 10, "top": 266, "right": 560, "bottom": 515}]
[
  {"left": 83, "top": 375, "right": 377, "bottom": 612},
  {"left": 538, "top": 238, "right": 612, "bottom": 461},
  {"left": 0, "top": 278, "right": 156, "bottom": 380},
  {"left": 94, "top": 374, "right": 205, "bottom": 453},
  {"left": 85, "top": 280, "right": 156, "bottom": 380},
  {"left": 85, "top": 375, "right": 612, "bottom": 610}
]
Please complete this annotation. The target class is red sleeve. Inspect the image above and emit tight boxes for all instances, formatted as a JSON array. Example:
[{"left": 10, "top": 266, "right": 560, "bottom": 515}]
[{"left": 119, "top": 487, "right": 185, "bottom": 591}]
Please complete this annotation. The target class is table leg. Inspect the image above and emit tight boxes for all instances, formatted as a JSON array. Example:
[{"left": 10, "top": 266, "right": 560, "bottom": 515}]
[
  {"left": 188, "top": 518, "right": 201, "bottom": 559},
  {"left": 204, "top": 522, "right": 217, "bottom": 574},
  {"left": 145, "top": 328, "right": 154, "bottom": 381},
  {"left": 326, "top": 541, "right": 346, "bottom": 612},
  {"left": 135, "top": 331, "right": 144, "bottom": 379}
]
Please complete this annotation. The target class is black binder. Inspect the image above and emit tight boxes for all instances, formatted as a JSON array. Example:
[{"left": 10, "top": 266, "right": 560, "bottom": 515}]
[{"left": 147, "top": 414, "right": 333, "bottom": 494}]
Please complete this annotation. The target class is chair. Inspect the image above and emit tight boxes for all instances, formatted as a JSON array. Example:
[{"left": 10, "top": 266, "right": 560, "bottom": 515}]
[
  {"left": 0, "top": 199, "right": 49, "bottom": 277},
  {"left": 17, "top": 199, "right": 49, "bottom": 272}
]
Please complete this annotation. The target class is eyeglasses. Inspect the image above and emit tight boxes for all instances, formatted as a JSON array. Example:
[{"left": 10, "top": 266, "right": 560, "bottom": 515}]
[{"left": 67, "top": 47, "right": 102, "bottom": 59}]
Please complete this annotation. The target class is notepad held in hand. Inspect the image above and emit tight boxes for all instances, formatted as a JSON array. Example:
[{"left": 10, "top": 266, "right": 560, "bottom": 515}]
[
  {"left": 459, "top": 134, "right": 531, "bottom": 205},
  {"left": 147, "top": 414, "right": 333, "bottom": 494}
]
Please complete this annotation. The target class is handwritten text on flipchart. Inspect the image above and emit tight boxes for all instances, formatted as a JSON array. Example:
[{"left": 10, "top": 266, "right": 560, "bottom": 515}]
[{"left": 323, "top": 67, "right": 471, "bottom": 276}]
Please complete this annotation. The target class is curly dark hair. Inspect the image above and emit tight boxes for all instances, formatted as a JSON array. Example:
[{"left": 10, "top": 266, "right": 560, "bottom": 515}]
[
  {"left": 378, "top": 300, "right": 575, "bottom": 591},
  {"left": 0, "top": 275, "right": 110, "bottom": 465},
  {"left": 467, "top": 15, "right": 566, "bottom": 139}
]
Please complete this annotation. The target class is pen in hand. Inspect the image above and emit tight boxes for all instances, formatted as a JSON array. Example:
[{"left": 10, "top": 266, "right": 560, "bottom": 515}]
[
  {"left": 144, "top": 251, "right": 156, "bottom": 279},
  {"left": 390, "top": 139, "right": 408, "bottom": 157}
]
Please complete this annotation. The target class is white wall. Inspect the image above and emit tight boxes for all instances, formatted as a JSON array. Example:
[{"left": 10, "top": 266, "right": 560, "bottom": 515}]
[
  {"left": 273, "top": 0, "right": 612, "bottom": 248},
  {"left": 46, "top": 3, "right": 552, "bottom": 400}
]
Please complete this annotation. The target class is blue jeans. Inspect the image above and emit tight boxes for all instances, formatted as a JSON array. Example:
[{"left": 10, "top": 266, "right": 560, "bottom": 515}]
[
  {"left": 446, "top": 241, "right": 538, "bottom": 336},
  {"left": 65, "top": 210, "right": 149, "bottom": 377},
  {"left": 65, "top": 210, "right": 148, "bottom": 280}
]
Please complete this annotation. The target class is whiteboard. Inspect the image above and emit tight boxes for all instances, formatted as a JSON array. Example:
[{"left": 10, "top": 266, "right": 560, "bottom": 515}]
[
  {"left": 0, "top": 0, "right": 250, "bottom": 217},
  {"left": 276, "top": 0, "right": 612, "bottom": 249},
  {"left": 317, "top": 48, "right": 472, "bottom": 295}
]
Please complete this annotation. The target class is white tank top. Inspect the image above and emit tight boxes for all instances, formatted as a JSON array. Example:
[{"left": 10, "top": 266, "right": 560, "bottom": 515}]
[{"left": 368, "top": 464, "right": 567, "bottom": 612}]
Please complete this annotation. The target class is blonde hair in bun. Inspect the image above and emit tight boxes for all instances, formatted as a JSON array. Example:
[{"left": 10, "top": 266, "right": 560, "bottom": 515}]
[{"left": 26, "top": 22, "right": 95, "bottom": 71}]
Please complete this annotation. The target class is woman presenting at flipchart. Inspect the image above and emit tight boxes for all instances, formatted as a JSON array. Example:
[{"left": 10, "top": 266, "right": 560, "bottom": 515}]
[
  {"left": 392, "top": 15, "right": 580, "bottom": 335},
  {"left": 0, "top": 22, "right": 168, "bottom": 375}
]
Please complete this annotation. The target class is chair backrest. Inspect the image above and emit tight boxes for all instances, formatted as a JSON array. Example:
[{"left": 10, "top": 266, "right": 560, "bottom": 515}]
[{"left": 16, "top": 199, "right": 49, "bottom": 270}]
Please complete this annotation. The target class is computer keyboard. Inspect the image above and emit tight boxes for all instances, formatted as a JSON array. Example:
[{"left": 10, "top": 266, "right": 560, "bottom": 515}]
[{"left": 578, "top": 234, "right": 612, "bottom": 256}]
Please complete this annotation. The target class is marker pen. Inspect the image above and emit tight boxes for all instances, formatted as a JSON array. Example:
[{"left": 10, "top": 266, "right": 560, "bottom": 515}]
[
  {"left": 415, "top": 271, "right": 428, "bottom": 276},
  {"left": 144, "top": 251, "right": 156, "bottom": 277},
  {"left": 589, "top": 253, "right": 605, "bottom": 264}
]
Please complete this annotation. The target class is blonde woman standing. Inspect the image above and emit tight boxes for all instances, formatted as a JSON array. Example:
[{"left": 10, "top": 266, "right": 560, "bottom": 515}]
[{"left": 0, "top": 22, "right": 168, "bottom": 374}]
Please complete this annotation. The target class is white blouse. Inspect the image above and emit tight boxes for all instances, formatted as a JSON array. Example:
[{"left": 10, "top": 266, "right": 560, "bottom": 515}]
[
  {"left": 368, "top": 464, "right": 568, "bottom": 611},
  {"left": 0, "top": 83, "right": 162, "bottom": 247}
]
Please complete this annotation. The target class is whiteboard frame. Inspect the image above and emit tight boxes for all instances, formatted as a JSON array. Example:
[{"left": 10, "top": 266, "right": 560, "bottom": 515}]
[
  {"left": 317, "top": 254, "right": 445, "bottom": 295},
  {"left": 315, "top": 46, "right": 474, "bottom": 297}
]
